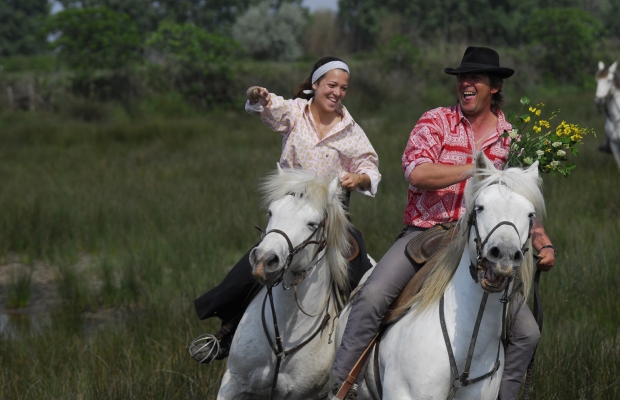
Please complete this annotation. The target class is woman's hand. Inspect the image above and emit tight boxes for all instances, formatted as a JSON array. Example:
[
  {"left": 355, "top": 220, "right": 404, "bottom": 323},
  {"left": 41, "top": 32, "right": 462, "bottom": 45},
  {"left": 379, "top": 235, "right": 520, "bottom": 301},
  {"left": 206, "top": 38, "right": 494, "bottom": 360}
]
[
  {"left": 341, "top": 173, "right": 365, "bottom": 191},
  {"left": 246, "top": 86, "right": 271, "bottom": 108}
]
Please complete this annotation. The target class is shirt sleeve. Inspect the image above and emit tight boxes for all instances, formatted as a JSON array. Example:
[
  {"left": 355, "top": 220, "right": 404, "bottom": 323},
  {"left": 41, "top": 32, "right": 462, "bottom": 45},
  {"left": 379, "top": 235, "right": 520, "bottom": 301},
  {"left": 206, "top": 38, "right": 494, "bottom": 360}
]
[
  {"left": 402, "top": 110, "right": 446, "bottom": 181},
  {"left": 348, "top": 125, "right": 381, "bottom": 197},
  {"left": 258, "top": 94, "right": 303, "bottom": 137}
]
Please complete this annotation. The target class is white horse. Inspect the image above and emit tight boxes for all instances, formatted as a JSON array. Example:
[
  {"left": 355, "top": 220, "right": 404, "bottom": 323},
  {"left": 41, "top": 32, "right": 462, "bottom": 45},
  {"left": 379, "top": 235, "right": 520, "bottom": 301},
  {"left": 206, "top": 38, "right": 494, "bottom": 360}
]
[
  {"left": 217, "top": 167, "right": 352, "bottom": 399},
  {"left": 595, "top": 60, "right": 620, "bottom": 168},
  {"left": 336, "top": 153, "right": 544, "bottom": 400}
]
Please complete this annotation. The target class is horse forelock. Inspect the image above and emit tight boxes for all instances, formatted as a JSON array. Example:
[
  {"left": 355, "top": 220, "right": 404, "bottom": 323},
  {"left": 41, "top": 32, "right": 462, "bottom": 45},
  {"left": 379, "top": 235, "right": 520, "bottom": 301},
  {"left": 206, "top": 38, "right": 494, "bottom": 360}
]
[
  {"left": 260, "top": 168, "right": 351, "bottom": 290},
  {"left": 402, "top": 164, "right": 544, "bottom": 316}
]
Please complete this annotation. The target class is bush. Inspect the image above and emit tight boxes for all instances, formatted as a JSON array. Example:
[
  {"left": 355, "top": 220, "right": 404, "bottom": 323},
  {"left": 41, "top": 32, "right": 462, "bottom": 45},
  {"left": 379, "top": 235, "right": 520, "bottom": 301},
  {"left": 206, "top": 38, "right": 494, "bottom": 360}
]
[
  {"left": 146, "top": 22, "right": 246, "bottom": 107},
  {"left": 233, "top": 1, "right": 307, "bottom": 61},
  {"left": 526, "top": 8, "right": 603, "bottom": 85},
  {"left": 44, "top": 7, "right": 142, "bottom": 72},
  {"left": 380, "top": 34, "right": 419, "bottom": 73}
]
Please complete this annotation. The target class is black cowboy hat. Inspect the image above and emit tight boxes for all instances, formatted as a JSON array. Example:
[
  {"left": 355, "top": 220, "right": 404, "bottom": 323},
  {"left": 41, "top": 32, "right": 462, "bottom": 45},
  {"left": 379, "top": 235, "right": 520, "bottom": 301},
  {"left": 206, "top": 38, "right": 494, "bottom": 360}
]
[{"left": 444, "top": 46, "right": 514, "bottom": 78}]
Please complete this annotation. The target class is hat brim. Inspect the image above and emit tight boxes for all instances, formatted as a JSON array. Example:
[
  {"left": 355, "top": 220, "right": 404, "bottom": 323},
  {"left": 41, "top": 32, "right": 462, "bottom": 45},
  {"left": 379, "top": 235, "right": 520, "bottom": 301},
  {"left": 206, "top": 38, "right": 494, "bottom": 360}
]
[{"left": 444, "top": 65, "right": 514, "bottom": 78}]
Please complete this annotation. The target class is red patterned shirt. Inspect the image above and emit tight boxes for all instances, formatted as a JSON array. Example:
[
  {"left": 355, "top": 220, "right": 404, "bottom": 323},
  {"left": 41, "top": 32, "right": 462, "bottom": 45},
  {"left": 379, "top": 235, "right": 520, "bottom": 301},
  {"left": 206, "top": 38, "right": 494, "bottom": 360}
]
[{"left": 402, "top": 105, "right": 512, "bottom": 228}]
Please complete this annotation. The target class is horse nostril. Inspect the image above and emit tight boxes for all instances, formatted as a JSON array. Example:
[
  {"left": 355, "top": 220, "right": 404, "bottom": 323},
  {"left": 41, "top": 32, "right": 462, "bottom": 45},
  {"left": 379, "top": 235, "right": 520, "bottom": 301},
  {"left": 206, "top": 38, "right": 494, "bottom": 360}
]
[
  {"left": 489, "top": 246, "right": 500, "bottom": 259},
  {"left": 266, "top": 254, "right": 280, "bottom": 269},
  {"left": 513, "top": 251, "right": 522, "bottom": 263}
]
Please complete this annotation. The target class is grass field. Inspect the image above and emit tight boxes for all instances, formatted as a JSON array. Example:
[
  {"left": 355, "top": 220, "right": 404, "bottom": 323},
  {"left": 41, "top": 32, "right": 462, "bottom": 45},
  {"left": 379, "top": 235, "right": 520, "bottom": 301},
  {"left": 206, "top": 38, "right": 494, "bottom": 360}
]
[{"left": 0, "top": 74, "right": 618, "bottom": 399}]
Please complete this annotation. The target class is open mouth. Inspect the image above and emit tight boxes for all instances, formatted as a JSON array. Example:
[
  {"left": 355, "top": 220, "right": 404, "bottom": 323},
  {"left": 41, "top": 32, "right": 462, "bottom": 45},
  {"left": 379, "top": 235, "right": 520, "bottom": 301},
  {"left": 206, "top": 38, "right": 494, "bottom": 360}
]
[
  {"left": 477, "top": 260, "right": 508, "bottom": 292},
  {"left": 462, "top": 91, "right": 476, "bottom": 101}
]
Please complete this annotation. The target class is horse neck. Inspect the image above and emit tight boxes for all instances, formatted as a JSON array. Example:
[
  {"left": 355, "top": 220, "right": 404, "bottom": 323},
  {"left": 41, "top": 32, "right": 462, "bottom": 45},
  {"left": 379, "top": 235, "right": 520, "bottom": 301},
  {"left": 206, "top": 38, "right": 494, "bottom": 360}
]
[
  {"left": 444, "top": 252, "right": 505, "bottom": 327},
  {"left": 607, "top": 87, "right": 620, "bottom": 121}
]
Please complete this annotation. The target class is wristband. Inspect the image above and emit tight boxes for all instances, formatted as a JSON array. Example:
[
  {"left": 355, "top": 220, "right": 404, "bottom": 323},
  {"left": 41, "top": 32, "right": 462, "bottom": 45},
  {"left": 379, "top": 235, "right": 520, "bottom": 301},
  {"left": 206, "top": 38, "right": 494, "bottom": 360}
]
[{"left": 539, "top": 244, "right": 557, "bottom": 256}]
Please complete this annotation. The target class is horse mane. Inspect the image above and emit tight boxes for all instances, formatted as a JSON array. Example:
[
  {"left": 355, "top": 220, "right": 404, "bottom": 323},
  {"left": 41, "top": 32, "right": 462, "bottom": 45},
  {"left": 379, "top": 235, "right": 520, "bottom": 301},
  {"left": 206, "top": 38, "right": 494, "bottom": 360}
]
[
  {"left": 403, "top": 160, "right": 545, "bottom": 315},
  {"left": 260, "top": 168, "right": 351, "bottom": 291}
]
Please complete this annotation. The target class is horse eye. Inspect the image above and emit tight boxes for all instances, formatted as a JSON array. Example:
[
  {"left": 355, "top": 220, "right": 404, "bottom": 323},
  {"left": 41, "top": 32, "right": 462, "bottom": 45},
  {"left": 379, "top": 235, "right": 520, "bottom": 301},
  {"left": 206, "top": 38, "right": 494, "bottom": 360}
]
[
  {"left": 267, "top": 211, "right": 272, "bottom": 218},
  {"left": 307, "top": 222, "right": 318, "bottom": 230},
  {"left": 528, "top": 212, "right": 536, "bottom": 219},
  {"left": 475, "top": 205, "right": 484, "bottom": 212}
]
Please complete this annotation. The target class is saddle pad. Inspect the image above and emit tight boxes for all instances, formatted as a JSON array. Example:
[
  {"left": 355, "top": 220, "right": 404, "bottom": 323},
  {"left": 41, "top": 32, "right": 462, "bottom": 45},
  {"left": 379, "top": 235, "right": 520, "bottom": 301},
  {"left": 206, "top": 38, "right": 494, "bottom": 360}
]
[
  {"left": 405, "top": 222, "right": 457, "bottom": 264},
  {"left": 383, "top": 223, "right": 459, "bottom": 326}
]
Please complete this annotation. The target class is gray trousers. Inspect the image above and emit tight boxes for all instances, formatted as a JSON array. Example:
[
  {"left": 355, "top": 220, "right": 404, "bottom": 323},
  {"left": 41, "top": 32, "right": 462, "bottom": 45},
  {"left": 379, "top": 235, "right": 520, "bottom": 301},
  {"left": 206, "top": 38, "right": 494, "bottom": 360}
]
[{"left": 331, "top": 226, "right": 540, "bottom": 400}]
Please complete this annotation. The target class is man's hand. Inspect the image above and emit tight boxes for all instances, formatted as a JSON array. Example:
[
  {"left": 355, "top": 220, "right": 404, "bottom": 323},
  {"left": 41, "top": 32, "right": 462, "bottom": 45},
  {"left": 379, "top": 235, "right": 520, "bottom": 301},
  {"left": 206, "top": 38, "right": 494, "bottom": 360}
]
[{"left": 536, "top": 247, "right": 555, "bottom": 271}]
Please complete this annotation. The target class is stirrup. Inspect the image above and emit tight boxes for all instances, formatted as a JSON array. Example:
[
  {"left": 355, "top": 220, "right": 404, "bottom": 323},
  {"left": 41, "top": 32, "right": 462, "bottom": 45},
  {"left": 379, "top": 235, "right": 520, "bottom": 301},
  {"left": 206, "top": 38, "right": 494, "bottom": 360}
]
[{"left": 188, "top": 333, "right": 221, "bottom": 364}]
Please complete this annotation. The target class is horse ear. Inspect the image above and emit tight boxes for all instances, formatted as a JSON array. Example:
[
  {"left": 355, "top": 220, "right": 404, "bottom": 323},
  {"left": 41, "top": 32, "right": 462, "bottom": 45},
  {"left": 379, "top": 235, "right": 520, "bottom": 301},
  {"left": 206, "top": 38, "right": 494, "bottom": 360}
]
[
  {"left": 525, "top": 160, "right": 540, "bottom": 180},
  {"left": 276, "top": 162, "right": 283, "bottom": 175},
  {"left": 474, "top": 152, "right": 496, "bottom": 180},
  {"left": 328, "top": 176, "right": 340, "bottom": 201},
  {"left": 599, "top": 61, "right": 605, "bottom": 71},
  {"left": 610, "top": 61, "right": 618, "bottom": 74}
]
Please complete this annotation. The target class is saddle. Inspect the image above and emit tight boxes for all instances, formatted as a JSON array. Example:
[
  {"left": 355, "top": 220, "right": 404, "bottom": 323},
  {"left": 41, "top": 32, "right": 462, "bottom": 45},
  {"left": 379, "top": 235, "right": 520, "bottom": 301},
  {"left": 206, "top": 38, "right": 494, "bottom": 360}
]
[{"left": 383, "top": 222, "right": 459, "bottom": 325}]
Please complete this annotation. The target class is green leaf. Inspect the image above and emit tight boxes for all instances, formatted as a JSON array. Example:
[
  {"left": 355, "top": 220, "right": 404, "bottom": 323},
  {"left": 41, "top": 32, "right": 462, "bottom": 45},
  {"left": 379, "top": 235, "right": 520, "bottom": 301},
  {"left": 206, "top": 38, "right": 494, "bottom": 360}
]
[{"left": 520, "top": 97, "right": 530, "bottom": 105}]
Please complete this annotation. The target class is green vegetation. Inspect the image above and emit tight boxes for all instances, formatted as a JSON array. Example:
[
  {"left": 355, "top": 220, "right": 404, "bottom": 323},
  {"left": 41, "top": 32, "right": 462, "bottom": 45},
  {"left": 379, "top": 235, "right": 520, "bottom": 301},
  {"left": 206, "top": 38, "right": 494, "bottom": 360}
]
[{"left": 0, "top": 65, "right": 618, "bottom": 397}]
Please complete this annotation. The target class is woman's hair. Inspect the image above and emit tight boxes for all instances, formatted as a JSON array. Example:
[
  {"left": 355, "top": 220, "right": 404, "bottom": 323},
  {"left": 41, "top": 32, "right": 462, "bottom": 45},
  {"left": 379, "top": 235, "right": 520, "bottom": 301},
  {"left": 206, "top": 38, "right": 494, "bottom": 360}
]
[{"left": 293, "top": 56, "right": 347, "bottom": 100}]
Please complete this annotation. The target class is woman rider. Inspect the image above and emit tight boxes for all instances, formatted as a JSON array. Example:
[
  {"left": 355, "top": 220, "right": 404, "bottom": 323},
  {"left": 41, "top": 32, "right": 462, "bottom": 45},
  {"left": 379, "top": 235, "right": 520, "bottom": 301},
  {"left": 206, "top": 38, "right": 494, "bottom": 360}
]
[{"left": 190, "top": 56, "right": 382, "bottom": 364}]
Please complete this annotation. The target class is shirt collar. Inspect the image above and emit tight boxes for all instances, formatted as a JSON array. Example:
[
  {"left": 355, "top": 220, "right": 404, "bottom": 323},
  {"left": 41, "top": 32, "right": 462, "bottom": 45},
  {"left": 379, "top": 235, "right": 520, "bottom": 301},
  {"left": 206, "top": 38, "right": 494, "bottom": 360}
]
[{"left": 304, "top": 98, "right": 352, "bottom": 132}]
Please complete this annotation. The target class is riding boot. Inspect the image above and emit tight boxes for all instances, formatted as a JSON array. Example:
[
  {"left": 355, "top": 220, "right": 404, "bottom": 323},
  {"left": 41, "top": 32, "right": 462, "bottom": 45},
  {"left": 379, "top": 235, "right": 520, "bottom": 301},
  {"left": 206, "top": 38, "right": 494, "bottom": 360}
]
[{"left": 326, "top": 381, "right": 358, "bottom": 400}]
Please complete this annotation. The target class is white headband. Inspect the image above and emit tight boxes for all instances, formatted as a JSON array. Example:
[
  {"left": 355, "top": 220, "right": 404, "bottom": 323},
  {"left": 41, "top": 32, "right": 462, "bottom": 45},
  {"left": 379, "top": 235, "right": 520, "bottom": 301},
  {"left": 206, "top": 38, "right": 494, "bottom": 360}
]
[{"left": 302, "top": 61, "right": 350, "bottom": 95}]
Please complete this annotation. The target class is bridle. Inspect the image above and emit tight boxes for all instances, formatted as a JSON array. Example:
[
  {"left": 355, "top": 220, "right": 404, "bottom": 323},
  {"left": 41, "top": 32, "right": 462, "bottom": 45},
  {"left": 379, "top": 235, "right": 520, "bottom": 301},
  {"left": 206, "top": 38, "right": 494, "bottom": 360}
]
[
  {"left": 254, "top": 215, "right": 334, "bottom": 400},
  {"left": 439, "top": 198, "right": 533, "bottom": 399},
  {"left": 465, "top": 204, "right": 533, "bottom": 282},
  {"left": 596, "top": 76, "right": 620, "bottom": 125},
  {"left": 254, "top": 216, "right": 327, "bottom": 288}
]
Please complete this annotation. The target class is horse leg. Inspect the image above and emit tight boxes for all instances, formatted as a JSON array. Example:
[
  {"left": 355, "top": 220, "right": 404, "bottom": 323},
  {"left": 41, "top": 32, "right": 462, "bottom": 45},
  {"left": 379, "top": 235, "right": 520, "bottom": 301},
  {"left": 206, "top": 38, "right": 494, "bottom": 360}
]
[
  {"left": 217, "top": 370, "right": 253, "bottom": 400},
  {"left": 610, "top": 139, "right": 620, "bottom": 170}
]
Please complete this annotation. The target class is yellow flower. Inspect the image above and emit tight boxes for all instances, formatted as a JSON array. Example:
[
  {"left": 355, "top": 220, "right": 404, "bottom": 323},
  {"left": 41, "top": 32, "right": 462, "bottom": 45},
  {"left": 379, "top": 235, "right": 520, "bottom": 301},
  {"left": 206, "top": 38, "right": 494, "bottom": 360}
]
[
  {"left": 535, "top": 110, "right": 541, "bottom": 116},
  {"left": 533, "top": 126, "right": 542, "bottom": 133},
  {"left": 529, "top": 106, "right": 537, "bottom": 113},
  {"left": 524, "top": 116, "right": 531, "bottom": 123}
]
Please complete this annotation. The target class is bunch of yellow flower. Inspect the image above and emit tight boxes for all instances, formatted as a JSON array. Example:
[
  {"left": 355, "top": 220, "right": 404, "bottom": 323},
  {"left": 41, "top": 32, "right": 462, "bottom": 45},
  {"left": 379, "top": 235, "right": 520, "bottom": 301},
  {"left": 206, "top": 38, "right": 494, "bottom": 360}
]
[{"left": 502, "top": 97, "right": 594, "bottom": 177}]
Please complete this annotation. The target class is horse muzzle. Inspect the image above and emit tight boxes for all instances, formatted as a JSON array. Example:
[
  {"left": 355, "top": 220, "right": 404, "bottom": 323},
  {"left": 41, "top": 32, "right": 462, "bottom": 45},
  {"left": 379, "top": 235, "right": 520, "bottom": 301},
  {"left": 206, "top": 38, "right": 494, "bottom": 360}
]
[
  {"left": 477, "top": 245, "right": 522, "bottom": 292},
  {"left": 249, "top": 247, "right": 285, "bottom": 286}
]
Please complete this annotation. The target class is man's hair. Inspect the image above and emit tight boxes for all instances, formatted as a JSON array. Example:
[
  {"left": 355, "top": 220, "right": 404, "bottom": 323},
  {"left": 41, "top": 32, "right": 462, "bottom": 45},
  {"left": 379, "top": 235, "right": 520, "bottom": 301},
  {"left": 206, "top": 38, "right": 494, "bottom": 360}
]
[{"left": 489, "top": 74, "right": 504, "bottom": 112}]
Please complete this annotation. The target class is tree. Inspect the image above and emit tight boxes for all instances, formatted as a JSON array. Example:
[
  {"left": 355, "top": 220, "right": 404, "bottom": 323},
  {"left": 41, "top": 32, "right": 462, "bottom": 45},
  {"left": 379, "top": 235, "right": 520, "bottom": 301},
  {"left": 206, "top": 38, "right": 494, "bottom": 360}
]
[
  {"left": 526, "top": 7, "right": 603, "bottom": 83},
  {"left": 233, "top": 1, "right": 307, "bottom": 61},
  {"left": 58, "top": 0, "right": 264, "bottom": 34},
  {"left": 0, "top": 0, "right": 50, "bottom": 56},
  {"left": 147, "top": 22, "right": 245, "bottom": 105},
  {"left": 44, "top": 8, "right": 141, "bottom": 72}
]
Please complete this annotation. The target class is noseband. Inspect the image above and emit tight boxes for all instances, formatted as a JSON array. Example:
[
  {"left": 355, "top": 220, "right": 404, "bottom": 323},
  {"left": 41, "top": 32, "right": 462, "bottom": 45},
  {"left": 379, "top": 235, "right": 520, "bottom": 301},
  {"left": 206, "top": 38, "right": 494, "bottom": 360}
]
[
  {"left": 465, "top": 205, "right": 533, "bottom": 283},
  {"left": 255, "top": 217, "right": 327, "bottom": 287}
]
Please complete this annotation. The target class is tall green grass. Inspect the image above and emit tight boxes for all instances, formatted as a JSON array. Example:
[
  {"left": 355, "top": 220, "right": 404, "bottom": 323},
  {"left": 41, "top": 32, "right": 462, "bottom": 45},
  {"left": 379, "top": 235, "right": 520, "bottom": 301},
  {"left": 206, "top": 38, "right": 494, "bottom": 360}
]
[{"left": 0, "top": 81, "right": 618, "bottom": 398}]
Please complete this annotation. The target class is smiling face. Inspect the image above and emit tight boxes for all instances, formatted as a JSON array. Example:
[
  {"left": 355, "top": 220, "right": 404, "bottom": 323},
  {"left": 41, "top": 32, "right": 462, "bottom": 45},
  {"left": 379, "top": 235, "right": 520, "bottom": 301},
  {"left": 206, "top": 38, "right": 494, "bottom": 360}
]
[
  {"left": 312, "top": 69, "right": 349, "bottom": 115},
  {"left": 456, "top": 73, "right": 498, "bottom": 118}
]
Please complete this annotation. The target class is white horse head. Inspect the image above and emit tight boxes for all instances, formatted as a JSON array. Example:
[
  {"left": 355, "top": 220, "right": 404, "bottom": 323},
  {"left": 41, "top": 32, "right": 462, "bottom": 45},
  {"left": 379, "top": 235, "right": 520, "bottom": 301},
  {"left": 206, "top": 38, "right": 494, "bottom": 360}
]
[
  {"left": 595, "top": 60, "right": 618, "bottom": 106},
  {"left": 249, "top": 166, "right": 351, "bottom": 289}
]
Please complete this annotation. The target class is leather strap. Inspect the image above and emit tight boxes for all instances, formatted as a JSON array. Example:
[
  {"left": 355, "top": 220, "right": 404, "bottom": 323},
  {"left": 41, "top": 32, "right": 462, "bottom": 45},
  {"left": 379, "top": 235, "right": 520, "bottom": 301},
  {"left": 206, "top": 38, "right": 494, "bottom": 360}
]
[{"left": 335, "top": 333, "right": 380, "bottom": 399}]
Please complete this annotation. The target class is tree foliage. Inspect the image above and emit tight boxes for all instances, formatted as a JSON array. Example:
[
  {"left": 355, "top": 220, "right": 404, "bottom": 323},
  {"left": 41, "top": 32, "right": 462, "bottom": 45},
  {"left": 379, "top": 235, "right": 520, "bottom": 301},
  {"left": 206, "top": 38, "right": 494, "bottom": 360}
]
[
  {"left": 526, "top": 7, "right": 603, "bottom": 83},
  {"left": 233, "top": 1, "right": 307, "bottom": 61},
  {"left": 57, "top": 0, "right": 263, "bottom": 33},
  {"left": 0, "top": 0, "right": 50, "bottom": 56},
  {"left": 44, "top": 8, "right": 141, "bottom": 71},
  {"left": 147, "top": 22, "right": 245, "bottom": 105}
]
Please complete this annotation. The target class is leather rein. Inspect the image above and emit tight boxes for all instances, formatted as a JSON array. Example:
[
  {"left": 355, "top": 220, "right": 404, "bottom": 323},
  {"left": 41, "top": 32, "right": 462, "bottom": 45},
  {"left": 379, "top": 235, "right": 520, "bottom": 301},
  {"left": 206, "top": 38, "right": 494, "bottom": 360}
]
[
  {"left": 438, "top": 208, "right": 532, "bottom": 399},
  {"left": 255, "top": 216, "right": 334, "bottom": 400}
]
